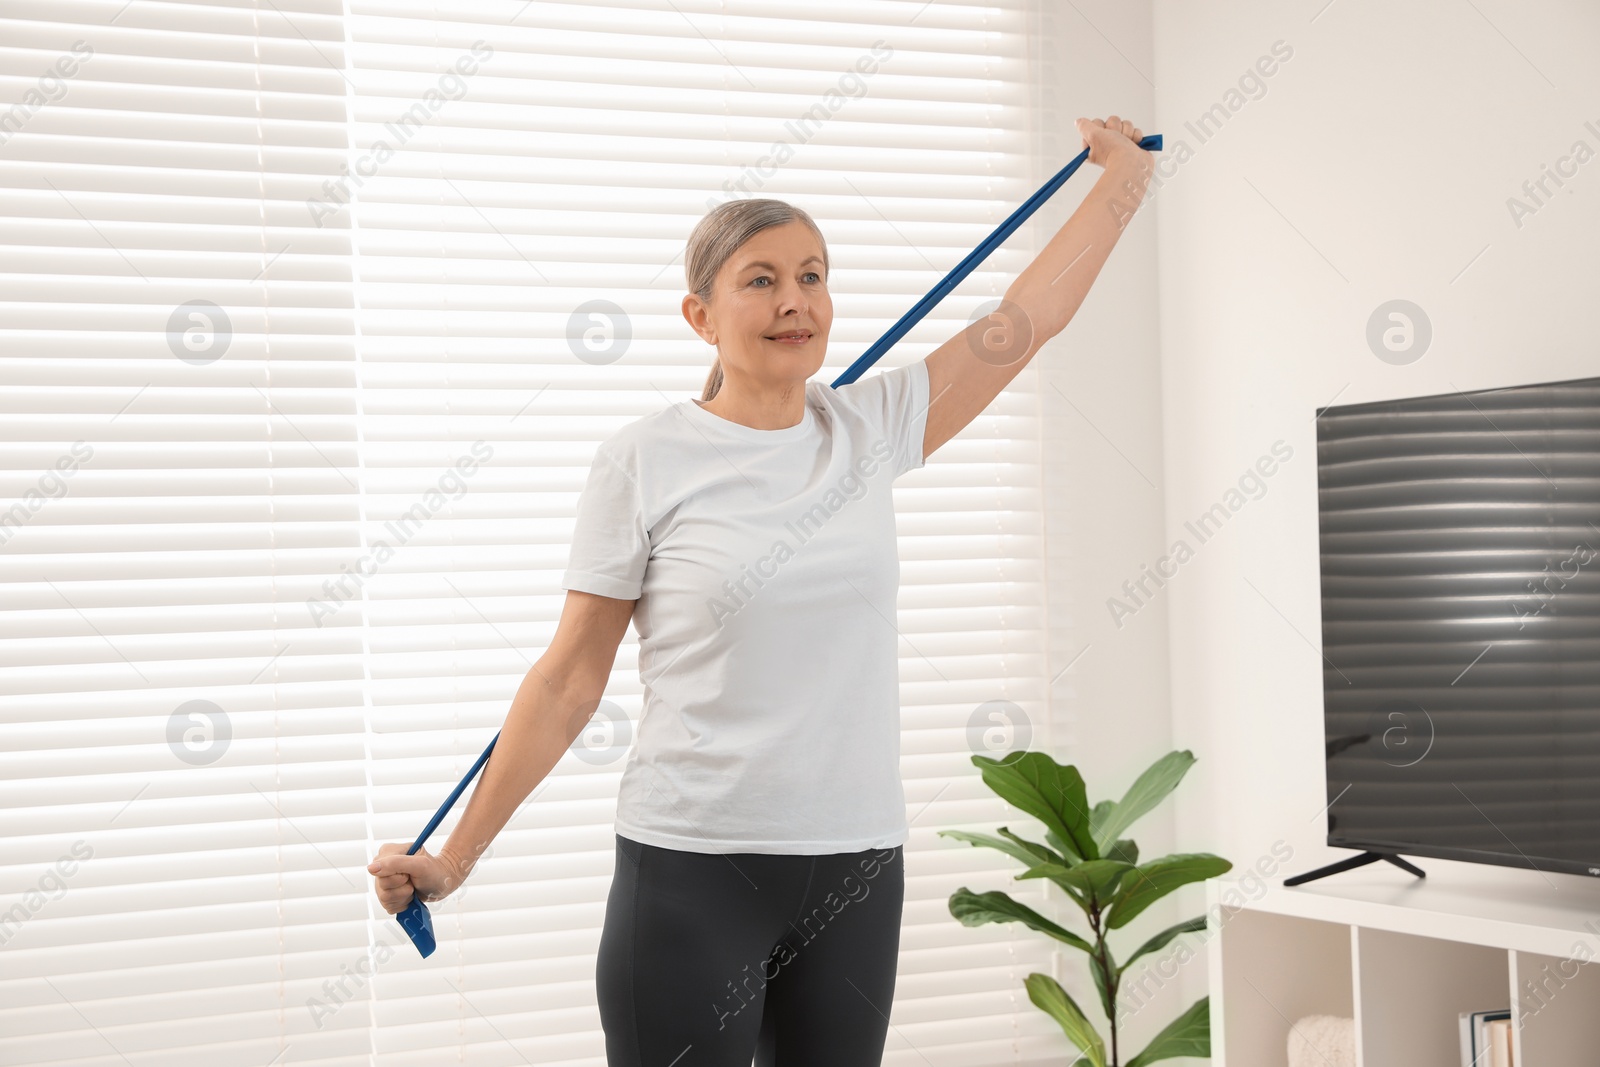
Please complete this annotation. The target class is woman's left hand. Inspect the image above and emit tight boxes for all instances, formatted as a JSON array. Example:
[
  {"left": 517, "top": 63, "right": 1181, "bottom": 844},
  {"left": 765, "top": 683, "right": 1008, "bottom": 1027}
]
[{"left": 1076, "top": 115, "right": 1147, "bottom": 169}]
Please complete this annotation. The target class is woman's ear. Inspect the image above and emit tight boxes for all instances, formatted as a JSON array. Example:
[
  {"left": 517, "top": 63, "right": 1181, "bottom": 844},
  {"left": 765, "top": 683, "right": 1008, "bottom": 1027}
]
[{"left": 681, "top": 293, "right": 716, "bottom": 345}]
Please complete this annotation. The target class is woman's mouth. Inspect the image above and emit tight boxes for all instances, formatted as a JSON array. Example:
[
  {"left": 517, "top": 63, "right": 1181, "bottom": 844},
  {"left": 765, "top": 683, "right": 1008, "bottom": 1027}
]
[{"left": 765, "top": 331, "right": 812, "bottom": 345}]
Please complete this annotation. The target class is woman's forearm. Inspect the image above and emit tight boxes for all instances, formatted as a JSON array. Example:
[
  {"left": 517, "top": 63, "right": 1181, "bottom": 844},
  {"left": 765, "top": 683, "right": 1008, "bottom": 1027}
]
[
  {"left": 1005, "top": 150, "right": 1153, "bottom": 339},
  {"left": 434, "top": 659, "right": 587, "bottom": 889}
]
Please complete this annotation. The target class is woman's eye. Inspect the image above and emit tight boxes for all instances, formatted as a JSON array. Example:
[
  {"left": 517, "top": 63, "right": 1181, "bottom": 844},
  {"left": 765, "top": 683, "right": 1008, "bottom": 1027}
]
[{"left": 750, "top": 272, "right": 821, "bottom": 287}]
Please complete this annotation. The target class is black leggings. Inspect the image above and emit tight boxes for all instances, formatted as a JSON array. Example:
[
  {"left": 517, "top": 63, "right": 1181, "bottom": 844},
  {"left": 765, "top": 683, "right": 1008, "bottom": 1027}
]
[{"left": 596, "top": 833, "right": 905, "bottom": 1066}]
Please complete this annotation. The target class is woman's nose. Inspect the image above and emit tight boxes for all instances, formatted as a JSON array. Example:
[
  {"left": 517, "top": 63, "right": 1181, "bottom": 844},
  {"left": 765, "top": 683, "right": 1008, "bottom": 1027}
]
[{"left": 775, "top": 282, "right": 807, "bottom": 314}]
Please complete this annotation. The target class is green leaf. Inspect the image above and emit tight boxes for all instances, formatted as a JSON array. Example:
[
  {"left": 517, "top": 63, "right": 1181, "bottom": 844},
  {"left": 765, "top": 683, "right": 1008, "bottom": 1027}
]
[
  {"left": 997, "top": 826, "right": 1068, "bottom": 867},
  {"left": 948, "top": 887, "right": 1095, "bottom": 954},
  {"left": 1089, "top": 799, "right": 1115, "bottom": 842},
  {"left": 1045, "top": 829, "right": 1079, "bottom": 862},
  {"left": 1021, "top": 867, "right": 1091, "bottom": 916},
  {"left": 1120, "top": 915, "right": 1207, "bottom": 974},
  {"left": 942, "top": 827, "right": 1077, "bottom": 907},
  {"left": 973, "top": 751, "right": 1098, "bottom": 861},
  {"left": 940, "top": 828, "right": 1062, "bottom": 871},
  {"left": 1088, "top": 944, "right": 1118, "bottom": 1023},
  {"left": 1019, "top": 858, "right": 1134, "bottom": 909},
  {"left": 1106, "top": 853, "right": 1233, "bottom": 930},
  {"left": 1125, "top": 995, "right": 1211, "bottom": 1067},
  {"left": 1024, "top": 973, "right": 1107, "bottom": 1067},
  {"left": 1105, "top": 838, "right": 1140, "bottom": 866},
  {"left": 1093, "top": 751, "right": 1197, "bottom": 854}
]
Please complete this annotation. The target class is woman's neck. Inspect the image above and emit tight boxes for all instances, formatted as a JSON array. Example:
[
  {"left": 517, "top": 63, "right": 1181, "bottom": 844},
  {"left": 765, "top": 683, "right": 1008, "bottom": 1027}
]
[{"left": 697, "top": 381, "right": 809, "bottom": 431}]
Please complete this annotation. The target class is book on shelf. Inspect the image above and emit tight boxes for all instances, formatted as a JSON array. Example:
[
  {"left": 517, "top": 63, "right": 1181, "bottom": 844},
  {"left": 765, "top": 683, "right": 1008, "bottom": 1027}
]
[
  {"left": 1458, "top": 1009, "right": 1513, "bottom": 1067},
  {"left": 1486, "top": 1018, "right": 1513, "bottom": 1067}
]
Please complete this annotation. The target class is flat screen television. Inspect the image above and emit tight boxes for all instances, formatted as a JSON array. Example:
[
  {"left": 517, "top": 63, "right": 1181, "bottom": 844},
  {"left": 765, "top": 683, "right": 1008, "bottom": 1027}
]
[{"left": 1310, "top": 373, "right": 1600, "bottom": 882}]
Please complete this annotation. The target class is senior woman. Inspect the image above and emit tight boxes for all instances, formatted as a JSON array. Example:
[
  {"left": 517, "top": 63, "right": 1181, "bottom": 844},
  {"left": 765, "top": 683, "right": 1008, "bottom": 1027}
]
[{"left": 369, "top": 115, "right": 1152, "bottom": 1065}]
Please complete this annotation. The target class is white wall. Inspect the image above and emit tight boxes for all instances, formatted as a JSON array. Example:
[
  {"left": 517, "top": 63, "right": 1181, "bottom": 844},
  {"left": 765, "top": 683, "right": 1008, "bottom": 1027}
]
[
  {"left": 1038, "top": 3, "right": 1171, "bottom": 827},
  {"left": 1151, "top": 0, "right": 1598, "bottom": 905},
  {"left": 1032, "top": 0, "right": 1197, "bottom": 1054}
]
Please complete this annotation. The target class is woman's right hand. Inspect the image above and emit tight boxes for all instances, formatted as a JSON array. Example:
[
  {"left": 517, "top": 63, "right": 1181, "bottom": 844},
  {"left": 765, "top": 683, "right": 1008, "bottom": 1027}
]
[{"left": 367, "top": 842, "right": 465, "bottom": 914}]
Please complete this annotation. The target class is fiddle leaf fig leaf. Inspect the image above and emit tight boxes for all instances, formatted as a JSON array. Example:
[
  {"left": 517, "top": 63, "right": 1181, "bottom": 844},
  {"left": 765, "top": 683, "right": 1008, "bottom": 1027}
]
[
  {"left": 948, "top": 887, "right": 1095, "bottom": 954},
  {"left": 1125, "top": 996, "right": 1211, "bottom": 1067},
  {"left": 973, "top": 751, "right": 1097, "bottom": 861},
  {"left": 1106, "top": 853, "right": 1233, "bottom": 930},
  {"left": 1046, "top": 830, "right": 1079, "bottom": 863},
  {"left": 1105, "top": 838, "right": 1140, "bottom": 866},
  {"left": 997, "top": 826, "right": 1067, "bottom": 867},
  {"left": 1025, "top": 973, "right": 1107, "bottom": 1067},
  {"left": 1089, "top": 799, "right": 1116, "bottom": 843},
  {"left": 940, "top": 829, "right": 1059, "bottom": 871},
  {"left": 1018, "top": 858, "right": 1134, "bottom": 910},
  {"left": 1121, "top": 915, "right": 1207, "bottom": 974},
  {"left": 1089, "top": 943, "right": 1118, "bottom": 1022},
  {"left": 1093, "top": 751, "right": 1197, "bottom": 855}
]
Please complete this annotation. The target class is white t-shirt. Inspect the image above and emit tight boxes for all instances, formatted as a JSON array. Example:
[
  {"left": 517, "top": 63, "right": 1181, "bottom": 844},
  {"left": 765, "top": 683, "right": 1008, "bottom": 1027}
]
[{"left": 561, "top": 359, "right": 931, "bottom": 855}]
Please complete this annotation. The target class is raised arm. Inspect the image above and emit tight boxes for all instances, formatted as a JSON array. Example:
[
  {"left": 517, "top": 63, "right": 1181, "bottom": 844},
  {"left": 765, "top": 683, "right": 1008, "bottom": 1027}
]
[
  {"left": 368, "top": 589, "right": 635, "bottom": 911},
  {"left": 921, "top": 115, "right": 1155, "bottom": 460}
]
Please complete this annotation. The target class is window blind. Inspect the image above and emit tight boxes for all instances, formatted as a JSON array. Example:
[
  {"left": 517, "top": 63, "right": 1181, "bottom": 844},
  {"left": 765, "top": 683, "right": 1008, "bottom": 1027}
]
[
  {"left": 0, "top": 1, "right": 365, "bottom": 1065},
  {"left": 3, "top": 1, "right": 1066, "bottom": 1063}
]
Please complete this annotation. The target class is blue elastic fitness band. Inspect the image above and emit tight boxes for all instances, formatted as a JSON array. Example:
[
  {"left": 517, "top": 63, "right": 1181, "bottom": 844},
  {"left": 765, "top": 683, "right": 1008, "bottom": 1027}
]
[
  {"left": 395, "top": 733, "right": 499, "bottom": 957},
  {"left": 830, "top": 133, "right": 1161, "bottom": 387},
  {"left": 393, "top": 132, "right": 1162, "bottom": 959}
]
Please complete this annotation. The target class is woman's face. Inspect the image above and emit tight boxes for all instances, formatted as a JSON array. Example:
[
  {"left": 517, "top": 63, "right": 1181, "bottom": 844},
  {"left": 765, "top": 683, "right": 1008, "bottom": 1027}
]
[{"left": 683, "top": 220, "right": 832, "bottom": 390}]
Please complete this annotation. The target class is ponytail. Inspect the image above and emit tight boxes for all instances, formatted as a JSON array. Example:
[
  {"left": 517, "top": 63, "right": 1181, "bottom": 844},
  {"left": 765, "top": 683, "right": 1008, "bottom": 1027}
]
[{"left": 700, "top": 358, "right": 724, "bottom": 402}]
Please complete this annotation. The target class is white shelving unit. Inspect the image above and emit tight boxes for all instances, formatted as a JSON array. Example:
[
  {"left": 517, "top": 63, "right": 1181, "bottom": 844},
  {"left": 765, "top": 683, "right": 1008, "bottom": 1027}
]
[{"left": 1207, "top": 857, "right": 1600, "bottom": 1066}]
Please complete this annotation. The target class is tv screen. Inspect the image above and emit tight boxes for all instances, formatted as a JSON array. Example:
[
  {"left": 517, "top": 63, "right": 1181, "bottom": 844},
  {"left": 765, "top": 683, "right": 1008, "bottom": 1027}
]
[{"left": 1316, "top": 374, "right": 1600, "bottom": 878}]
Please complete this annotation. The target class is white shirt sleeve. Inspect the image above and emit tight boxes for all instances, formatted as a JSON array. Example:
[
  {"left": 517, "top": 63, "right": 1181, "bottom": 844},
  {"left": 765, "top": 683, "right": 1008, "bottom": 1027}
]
[
  {"left": 561, "top": 442, "right": 648, "bottom": 601},
  {"left": 831, "top": 358, "right": 930, "bottom": 479}
]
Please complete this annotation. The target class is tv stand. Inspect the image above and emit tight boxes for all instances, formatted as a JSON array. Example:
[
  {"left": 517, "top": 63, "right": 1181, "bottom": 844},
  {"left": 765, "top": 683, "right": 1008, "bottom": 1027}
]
[
  {"left": 1284, "top": 849, "right": 1426, "bottom": 887},
  {"left": 1208, "top": 858, "right": 1600, "bottom": 1065}
]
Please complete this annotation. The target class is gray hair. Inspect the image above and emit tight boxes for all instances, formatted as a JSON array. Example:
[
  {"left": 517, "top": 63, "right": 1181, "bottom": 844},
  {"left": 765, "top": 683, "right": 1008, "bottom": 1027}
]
[{"left": 685, "top": 199, "right": 829, "bottom": 402}]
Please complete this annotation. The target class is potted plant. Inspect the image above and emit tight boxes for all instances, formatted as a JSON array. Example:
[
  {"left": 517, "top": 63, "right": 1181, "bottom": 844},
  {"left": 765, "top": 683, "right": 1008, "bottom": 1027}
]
[{"left": 941, "top": 748, "right": 1229, "bottom": 1067}]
